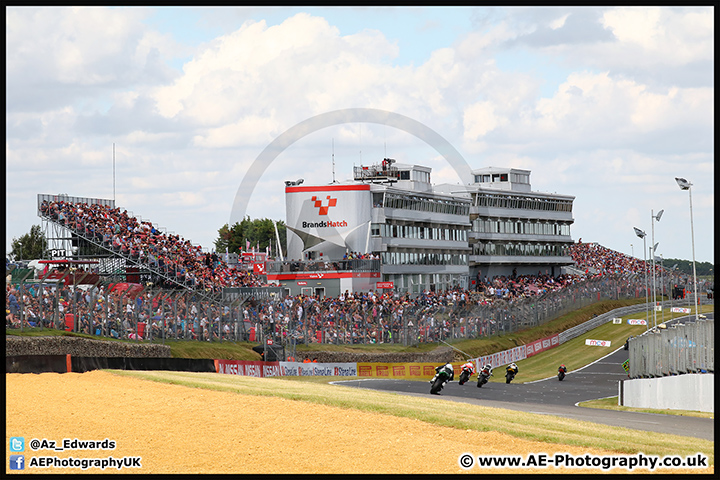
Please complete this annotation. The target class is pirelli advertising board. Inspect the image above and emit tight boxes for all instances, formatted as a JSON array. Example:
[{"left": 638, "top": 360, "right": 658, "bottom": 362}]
[{"left": 285, "top": 184, "right": 372, "bottom": 261}]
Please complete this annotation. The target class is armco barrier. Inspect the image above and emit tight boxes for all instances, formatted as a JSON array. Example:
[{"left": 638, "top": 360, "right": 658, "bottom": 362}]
[{"left": 556, "top": 299, "right": 711, "bottom": 345}]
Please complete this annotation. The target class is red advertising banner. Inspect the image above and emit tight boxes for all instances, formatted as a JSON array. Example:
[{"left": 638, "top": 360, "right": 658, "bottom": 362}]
[
  {"left": 525, "top": 334, "right": 560, "bottom": 357},
  {"left": 216, "top": 359, "right": 269, "bottom": 377},
  {"left": 376, "top": 282, "right": 394, "bottom": 289}
]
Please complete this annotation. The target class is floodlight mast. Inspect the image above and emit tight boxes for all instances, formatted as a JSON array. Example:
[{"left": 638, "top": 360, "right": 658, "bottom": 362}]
[
  {"left": 634, "top": 227, "right": 649, "bottom": 331},
  {"left": 651, "top": 209, "right": 663, "bottom": 328},
  {"left": 674, "top": 177, "right": 699, "bottom": 321}
]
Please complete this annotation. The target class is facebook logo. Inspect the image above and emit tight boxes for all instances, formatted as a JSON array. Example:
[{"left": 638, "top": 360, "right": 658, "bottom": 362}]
[
  {"left": 10, "top": 436, "right": 25, "bottom": 452},
  {"left": 10, "top": 455, "right": 25, "bottom": 470}
]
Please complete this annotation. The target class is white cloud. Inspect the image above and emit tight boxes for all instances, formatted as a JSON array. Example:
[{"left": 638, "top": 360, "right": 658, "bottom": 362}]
[
  {"left": 463, "top": 101, "right": 502, "bottom": 139},
  {"left": 601, "top": 7, "right": 713, "bottom": 67},
  {"left": 5, "top": 7, "right": 714, "bottom": 262},
  {"left": 192, "top": 115, "right": 277, "bottom": 148},
  {"left": 549, "top": 13, "right": 570, "bottom": 30}
]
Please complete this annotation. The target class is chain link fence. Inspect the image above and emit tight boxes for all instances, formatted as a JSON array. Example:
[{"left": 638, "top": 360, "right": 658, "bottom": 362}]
[{"left": 7, "top": 268, "right": 673, "bottom": 351}]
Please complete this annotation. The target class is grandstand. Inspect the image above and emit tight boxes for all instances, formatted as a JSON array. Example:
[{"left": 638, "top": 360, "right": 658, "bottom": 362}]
[
  {"left": 33, "top": 193, "right": 674, "bottom": 298},
  {"left": 14, "top": 193, "right": 699, "bottom": 346},
  {"left": 36, "top": 194, "right": 268, "bottom": 303}
]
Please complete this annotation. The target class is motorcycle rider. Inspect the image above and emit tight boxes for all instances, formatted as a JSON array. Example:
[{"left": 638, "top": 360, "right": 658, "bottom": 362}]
[
  {"left": 460, "top": 360, "right": 475, "bottom": 376},
  {"left": 558, "top": 364, "right": 567, "bottom": 375},
  {"left": 429, "top": 363, "right": 454, "bottom": 386},
  {"left": 477, "top": 363, "right": 493, "bottom": 387},
  {"left": 506, "top": 362, "right": 519, "bottom": 377}
]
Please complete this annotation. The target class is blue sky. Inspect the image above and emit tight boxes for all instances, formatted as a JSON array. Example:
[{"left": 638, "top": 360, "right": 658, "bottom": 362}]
[{"left": 6, "top": 6, "right": 714, "bottom": 264}]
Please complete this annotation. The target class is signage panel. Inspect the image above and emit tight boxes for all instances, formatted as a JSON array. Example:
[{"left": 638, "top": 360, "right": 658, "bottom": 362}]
[{"left": 285, "top": 184, "right": 372, "bottom": 260}]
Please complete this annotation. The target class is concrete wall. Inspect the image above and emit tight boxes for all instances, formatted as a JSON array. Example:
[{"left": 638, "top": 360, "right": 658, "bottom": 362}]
[{"left": 620, "top": 374, "right": 714, "bottom": 413}]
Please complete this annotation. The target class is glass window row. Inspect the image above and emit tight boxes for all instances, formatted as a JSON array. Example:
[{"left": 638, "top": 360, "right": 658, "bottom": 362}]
[
  {"left": 378, "top": 223, "right": 468, "bottom": 242},
  {"left": 472, "top": 218, "right": 571, "bottom": 236},
  {"left": 473, "top": 172, "right": 531, "bottom": 185},
  {"left": 473, "top": 193, "right": 572, "bottom": 212},
  {"left": 384, "top": 192, "right": 470, "bottom": 216},
  {"left": 381, "top": 251, "right": 468, "bottom": 266},
  {"left": 472, "top": 242, "right": 570, "bottom": 257}
]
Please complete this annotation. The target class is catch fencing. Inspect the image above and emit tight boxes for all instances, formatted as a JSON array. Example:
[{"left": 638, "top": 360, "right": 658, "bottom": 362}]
[
  {"left": 628, "top": 318, "right": 714, "bottom": 378},
  {"left": 7, "top": 267, "right": 663, "bottom": 349}
]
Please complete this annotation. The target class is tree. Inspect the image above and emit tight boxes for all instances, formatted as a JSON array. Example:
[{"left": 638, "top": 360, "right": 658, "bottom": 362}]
[
  {"left": 215, "top": 217, "right": 286, "bottom": 257},
  {"left": 10, "top": 225, "right": 48, "bottom": 261},
  {"left": 662, "top": 258, "right": 714, "bottom": 277}
]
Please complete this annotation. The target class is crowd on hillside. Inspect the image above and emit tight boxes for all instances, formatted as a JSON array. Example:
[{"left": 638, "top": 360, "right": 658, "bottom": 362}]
[
  {"left": 39, "top": 199, "right": 268, "bottom": 293},
  {"left": 6, "top": 200, "right": 685, "bottom": 343},
  {"left": 570, "top": 239, "right": 664, "bottom": 277}
]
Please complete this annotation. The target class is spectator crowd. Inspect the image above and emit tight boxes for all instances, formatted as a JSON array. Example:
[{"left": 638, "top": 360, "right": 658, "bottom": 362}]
[
  {"left": 6, "top": 200, "right": 688, "bottom": 345},
  {"left": 39, "top": 198, "right": 267, "bottom": 293},
  {"left": 570, "top": 239, "right": 665, "bottom": 278}
]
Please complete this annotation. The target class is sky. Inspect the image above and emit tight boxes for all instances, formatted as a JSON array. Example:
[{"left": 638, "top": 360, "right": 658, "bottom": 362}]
[{"left": 6, "top": 6, "right": 714, "bottom": 264}]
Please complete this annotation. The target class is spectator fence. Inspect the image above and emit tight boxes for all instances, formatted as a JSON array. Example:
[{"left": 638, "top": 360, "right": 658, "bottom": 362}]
[{"left": 8, "top": 270, "right": 667, "bottom": 349}]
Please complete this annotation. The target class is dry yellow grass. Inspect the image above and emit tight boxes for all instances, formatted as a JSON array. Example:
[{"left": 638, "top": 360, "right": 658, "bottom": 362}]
[{"left": 5, "top": 370, "right": 713, "bottom": 474}]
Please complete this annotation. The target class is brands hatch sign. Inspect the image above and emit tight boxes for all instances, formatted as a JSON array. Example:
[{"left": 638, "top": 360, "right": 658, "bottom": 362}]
[
  {"left": 302, "top": 195, "right": 347, "bottom": 228},
  {"left": 285, "top": 184, "right": 372, "bottom": 257},
  {"left": 302, "top": 219, "right": 348, "bottom": 228}
]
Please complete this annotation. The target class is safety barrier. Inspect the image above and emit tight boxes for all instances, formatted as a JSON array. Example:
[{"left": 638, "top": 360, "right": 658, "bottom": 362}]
[
  {"left": 628, "top": 318, "right": 714, "bottom": 378},
  {"left": 7, "top": 266, "right": 707, "bottom": 349}
]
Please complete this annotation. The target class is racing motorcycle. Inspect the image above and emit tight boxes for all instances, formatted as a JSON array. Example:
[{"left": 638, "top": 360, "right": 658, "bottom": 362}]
[
  {"left": 505, "top": 364, "right": 518, "bottom": 384},
  {"left": 558, "top": 365, "right": 567, "bottom": 381},
  {"left": 476, "top": 369, "right": 491, "bottom": 388},
  {"left": 430, "top": 369, "right": 453, "bottom": 395},
  {"left": 458, "top": 365, "right": 473, "bottom": 385}
]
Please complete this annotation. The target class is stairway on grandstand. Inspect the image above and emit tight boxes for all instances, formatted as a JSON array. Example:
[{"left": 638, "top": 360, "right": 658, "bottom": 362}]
[{"left": 37, "top": 196, "right": 229, "bottom": 302}]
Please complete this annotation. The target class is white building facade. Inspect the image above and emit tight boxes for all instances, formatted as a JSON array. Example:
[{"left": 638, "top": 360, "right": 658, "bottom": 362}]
[
  {"left": 461, "top": 166, "right": 576, "bottom": 283},
  {"left": 272, "top": 160, "right": 574, "bottom": 296}
]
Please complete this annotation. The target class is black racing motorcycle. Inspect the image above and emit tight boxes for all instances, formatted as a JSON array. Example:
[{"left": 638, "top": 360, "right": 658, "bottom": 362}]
[
  {"left": 430, "top": 369, "right": 452, "bottom": 395},
  {"left": 558, "top": 366, "right": 567, "bottom": 381},
  {"left": 476, "top": 370, "right": 491, "bottom": 388},
  {"left": 505, "top": 367, "right": 518, "bottom": 384}
]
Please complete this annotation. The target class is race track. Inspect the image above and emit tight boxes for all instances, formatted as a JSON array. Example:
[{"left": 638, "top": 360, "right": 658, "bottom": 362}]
[{"left": 335, "top": 316, "right": 714, "bottom": 441}]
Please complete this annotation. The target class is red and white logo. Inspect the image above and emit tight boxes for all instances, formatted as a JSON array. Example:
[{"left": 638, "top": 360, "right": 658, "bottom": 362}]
[
  {"left": 253, "top": 263, "right": 266, "bottom": 275},
  {"left": 311, "top": 195, "right": 337, "bottom": 215}
]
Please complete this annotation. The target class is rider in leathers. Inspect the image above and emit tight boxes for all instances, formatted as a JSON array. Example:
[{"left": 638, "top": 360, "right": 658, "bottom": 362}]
[{"left": 430, "top": 363, "right": 455, "bottom": 386}]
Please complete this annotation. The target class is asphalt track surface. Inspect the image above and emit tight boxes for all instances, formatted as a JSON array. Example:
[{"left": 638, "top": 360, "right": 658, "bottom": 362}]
[{"left": 335, "top": 314, "right": 714, "bottom": 441}]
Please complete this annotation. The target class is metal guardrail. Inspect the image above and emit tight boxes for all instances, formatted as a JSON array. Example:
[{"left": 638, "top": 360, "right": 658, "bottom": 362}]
[{"left": 557, "top": 299, "right": 695, "bottom": 345}]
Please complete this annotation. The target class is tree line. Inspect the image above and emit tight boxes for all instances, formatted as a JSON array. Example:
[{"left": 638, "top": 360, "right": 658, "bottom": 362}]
[{"left": 213, "top": 217, "right": 287, "bottom": 257}]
